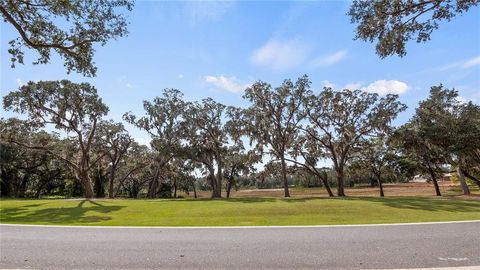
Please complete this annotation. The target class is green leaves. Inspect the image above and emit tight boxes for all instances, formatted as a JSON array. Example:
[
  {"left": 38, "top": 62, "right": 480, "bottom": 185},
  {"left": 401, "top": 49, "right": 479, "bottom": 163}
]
[
  {"left": 3, "top": 80, "right": 108, "bottom": 133},
  {"left": 1, "top": 0, "right": 134, "bottom": 76},
  {"left": 349, "top": 0, "right": 479, "bottom": 58}
]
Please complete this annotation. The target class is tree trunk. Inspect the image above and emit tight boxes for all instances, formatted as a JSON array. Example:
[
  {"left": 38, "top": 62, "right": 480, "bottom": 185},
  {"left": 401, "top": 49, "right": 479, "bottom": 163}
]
[
  {"left": 108, "top": 166, "right": 115, "bottom": 199},
  {"left": 336, "top": 167, "right": 346, "bottom": 197},
  {"left": 318, "top": 175, "right": 334, "bottom": 197},
  {"left": 208, "top": 165, "right": 220, "bottom": 198},
  {"left": 215, "top": 161, "right": 223, "bottom": 198},
  {"left": 192, "top": 183, "right": 197, "bottom": 199},
  {"left": 376, "top": 173, "right": 384, "bottom": 197},
  {"left": 146, "top": 179, "right": 158, "bottom": 199},
  {"left": 426, "top": 162, "right": 441, "bottom": 196},
  {"left": 81, "top": 172, "right": 94, "bottom": 199},
  {"left": 226, "top": 178, "right": 233, "bottom": 198},
  {"left": 457, "top": 164, "right": 470, "bottom": 195},
  {"left": 463, "top": 171, "right": 480, "bottom": 188},
  {"left": 280, "top": 155, "right": 290, "bottom": 197},
  {"left": 35, "top": 181, "right": 46, "bottom": 198},
  {"left": 173, "top": 179, "right": 177, "bottom": 198}
]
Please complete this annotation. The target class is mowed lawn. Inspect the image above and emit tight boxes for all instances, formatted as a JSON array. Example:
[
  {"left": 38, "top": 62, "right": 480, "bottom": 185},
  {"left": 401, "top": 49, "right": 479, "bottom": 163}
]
[{"left": 1, "top": 197, "right": 479, "bottom": 226}]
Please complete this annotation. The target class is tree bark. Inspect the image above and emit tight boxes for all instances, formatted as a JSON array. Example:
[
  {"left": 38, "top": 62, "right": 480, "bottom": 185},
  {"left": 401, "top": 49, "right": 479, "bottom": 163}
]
[
  {"left": 208, "top": 165, "right": 220, "bottom": 198},
  {"left": 108, "top": 166, "right": 115, "bottom": 199},
  {"left": 336, "top": 166, "right": 346, "bottom": 197},
  {"left": 80, "top": 172, "right": 94, "bottom": 199},
  {"left": 318, "top": 175, "right": 334, "bottom": 197},
  {"left": 35, "top": 182, "right": 46, "bottom": 198},
  {"left": 146, "top": 179, "right": 158, "bottom": 199},
  {"left": 426, "top": 162, "right": 441, "bottom": 196},
  {"left": 215, "top": 161, "right": 223, "bottom": 198},
  {"left": 376, "top": 173, "right": 384, "bottom": 197},
  {"left": 280, "top": 155, "right": 290, "bottom": 197},
  {"left": 192, "top": 183, "right": 197, "bottom": 199},
  {"left": 463, "top": 171, "right": 480, "bottom": 188},
  {"left": 173, "top": 178, "right": 177, "bottom": 198},
  {"left": 457, "top": 163, "right": 470, "bottom": 195},
  {"left": 226, "top": 178, "right": 233, "bottom": 198}
]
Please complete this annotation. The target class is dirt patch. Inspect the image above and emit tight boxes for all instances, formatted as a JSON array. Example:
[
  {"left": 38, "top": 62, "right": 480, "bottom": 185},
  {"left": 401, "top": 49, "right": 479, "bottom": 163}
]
[{"left": 187, "top": 182, "right": 479, "bottom": 199}]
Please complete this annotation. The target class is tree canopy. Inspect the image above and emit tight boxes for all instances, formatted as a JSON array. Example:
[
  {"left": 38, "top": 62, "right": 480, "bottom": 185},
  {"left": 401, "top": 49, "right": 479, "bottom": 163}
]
[
  {"left": 0, "top": 0, "right": 134, "bottom": 76},
  {"left": 3, "top": 80, "right": 109, "bottom": 198},
  {"left": 349, "top": 0, "right": 479, "bottom": 58}
]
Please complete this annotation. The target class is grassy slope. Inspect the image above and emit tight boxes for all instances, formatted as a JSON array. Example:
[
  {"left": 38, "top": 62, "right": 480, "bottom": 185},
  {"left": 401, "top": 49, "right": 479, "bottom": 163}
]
[{"left": 1, "top": 197, "right": 479, "bottom": 226}]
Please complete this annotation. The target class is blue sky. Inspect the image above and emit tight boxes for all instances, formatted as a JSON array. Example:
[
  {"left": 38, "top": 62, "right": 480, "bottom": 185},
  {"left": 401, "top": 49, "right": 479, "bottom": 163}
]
[{"left": 1, "top": 1, "right": 479, "bottom": 144}]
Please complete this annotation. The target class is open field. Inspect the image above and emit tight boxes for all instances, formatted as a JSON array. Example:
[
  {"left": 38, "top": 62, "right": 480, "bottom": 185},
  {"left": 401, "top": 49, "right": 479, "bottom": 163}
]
[{"left": 195, "top": 182, "right": 480, "bottom": 198}]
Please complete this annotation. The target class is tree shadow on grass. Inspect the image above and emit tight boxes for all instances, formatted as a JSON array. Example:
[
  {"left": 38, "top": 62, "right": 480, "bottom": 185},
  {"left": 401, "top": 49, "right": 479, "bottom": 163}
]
[
  {"left": 354, "top": 197, "right": 480, "bottom": 213},
  {"left": 0, "top": 200, "right": 125, "bottom": 224}
]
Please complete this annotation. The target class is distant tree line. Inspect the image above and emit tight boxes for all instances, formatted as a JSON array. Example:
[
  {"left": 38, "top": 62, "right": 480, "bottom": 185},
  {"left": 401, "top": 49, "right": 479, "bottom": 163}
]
[{"left": 2, "top": 77, "right": 479, "bottom": 199}]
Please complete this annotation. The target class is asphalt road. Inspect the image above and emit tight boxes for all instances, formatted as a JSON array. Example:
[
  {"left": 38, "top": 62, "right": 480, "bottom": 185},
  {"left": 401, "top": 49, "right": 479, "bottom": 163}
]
[{"left": 1, "top": 222, "right": 479, "bottom": 270}]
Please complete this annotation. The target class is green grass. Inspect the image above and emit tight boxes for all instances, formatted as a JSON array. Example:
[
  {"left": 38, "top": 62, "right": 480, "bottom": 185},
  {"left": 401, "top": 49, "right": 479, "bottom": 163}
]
[{"left": 1, "top": 197, "right": 479, "bottom": 226}]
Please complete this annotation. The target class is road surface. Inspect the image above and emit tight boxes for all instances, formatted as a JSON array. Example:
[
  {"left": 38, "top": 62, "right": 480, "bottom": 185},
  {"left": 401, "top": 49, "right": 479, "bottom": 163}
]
[{"left": 1, "top": 221, "right": 479, "bottom": 269}]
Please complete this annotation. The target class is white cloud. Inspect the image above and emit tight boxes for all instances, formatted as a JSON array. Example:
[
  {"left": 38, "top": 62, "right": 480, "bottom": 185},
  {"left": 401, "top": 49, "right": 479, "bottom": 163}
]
[
  {"left": 250, "top": 39, "right": 309, "bottom": 71},
  {"left": 343, "top": 82, "right": 363, "bottom": 90},
  {"left": 125, "top": 83, "right": 133, "bottom": 88},
  {"left": 178, "top": 74, "right": 184, "bottom": 79},
  {"left": 321, "top": 80, "right": 335, "bottom": 89},
  {"left": 312, "top": 50, "right": 347, "bottom": 67},
  {"left": 440, "top": 55, "right": 480, "bottom": 71},
  {"left": 364, "top": 80, "right": 409, "bottom": 95},
  {"left": 15, "top": 78, "right": 24, "bottom": 87},
  {"left": 204, "top": 75, "right": 250, "bottom": 93}
]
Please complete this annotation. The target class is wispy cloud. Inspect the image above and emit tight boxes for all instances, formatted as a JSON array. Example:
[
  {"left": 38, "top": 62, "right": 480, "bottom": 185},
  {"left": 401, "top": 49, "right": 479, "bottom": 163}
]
[
  {"left": 343, "top": 82, "right": 363, "bottom": 90},
  {"left": 204, "top": 75, "right": 250, "bottom": 93},
  {"left": 178, "top": 74, "right": 184, "bottom": 79},
  {"left": 250, "top": 39, "right": 310, "bottom": 71},
  {"left": 117, "top": 76, "right": 137, "bottom": 89},
  {"left": 321, "top": 80, "right": 335, "bottom": 89},
  {"left": 186, "top": 1, "right": 235, "bottom": 25},
  {"left": 15, "top": 78, "right": 24, "bottom": 87},
  {"left": 312, "top": 50, "right": 347, "bottom": 67},
  {"left": 439, "top": 55, "right": 480, "bottom": 71}
]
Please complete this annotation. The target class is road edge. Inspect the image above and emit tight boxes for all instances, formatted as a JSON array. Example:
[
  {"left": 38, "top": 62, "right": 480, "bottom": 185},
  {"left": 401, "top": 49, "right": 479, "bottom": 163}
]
[{"left": 1, "top": 219, "right": 479, "bottom": 229}]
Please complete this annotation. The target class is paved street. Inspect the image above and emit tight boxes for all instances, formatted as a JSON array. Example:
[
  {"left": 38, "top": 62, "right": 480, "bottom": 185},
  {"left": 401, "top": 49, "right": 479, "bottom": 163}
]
[{"left": 1, "top": 222, "right": 479, "bottom": 269}]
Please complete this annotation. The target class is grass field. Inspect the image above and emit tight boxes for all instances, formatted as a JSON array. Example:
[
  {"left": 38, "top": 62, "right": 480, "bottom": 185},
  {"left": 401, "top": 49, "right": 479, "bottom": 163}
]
[{"left": 1, "top": 196, "right": 479, "bottom": 226}]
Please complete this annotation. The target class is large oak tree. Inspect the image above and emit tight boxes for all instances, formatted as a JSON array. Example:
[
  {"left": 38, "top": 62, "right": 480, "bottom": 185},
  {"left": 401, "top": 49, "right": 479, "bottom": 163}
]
[
  {"left": 305, "top": 88, "right": 406, "bottom": 196},
  {"left": 3, "top": 80, "right": 109, "bottom": 198},
  {"left": 243, "top": 75, "right": 311, "bottom": 197}
]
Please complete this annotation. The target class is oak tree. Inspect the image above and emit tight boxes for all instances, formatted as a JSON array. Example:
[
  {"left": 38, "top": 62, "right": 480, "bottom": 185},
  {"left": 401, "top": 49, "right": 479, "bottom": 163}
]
[
  {"left": 3, "top": 80, "right": 109, "bottom": 198},
  {"left": 243, "top": 75, "right": 311, "bottom": 197},
  {"left": 305, "top": 88, "right": 406, "bottom": 196},
  {"left": 1, "top": 0, "right": 133, "bottom": 76}
]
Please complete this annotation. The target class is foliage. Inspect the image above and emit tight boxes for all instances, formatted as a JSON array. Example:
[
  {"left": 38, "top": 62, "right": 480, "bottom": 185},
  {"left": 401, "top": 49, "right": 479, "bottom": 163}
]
[
  {"left": 243, "top": 75, "right": 311, "bottom": 197},
  {"left": 349, "top": 0, "right": 479, "bottom": 58},
  {"left": 305, "top": 88, "right": 406, "bottom": 196},
  {"left": 0, "top": 0, "right": 134, "bottom": 76},
  {"left": 3, "top": 80, "right": 109, "bottom": 198}
]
